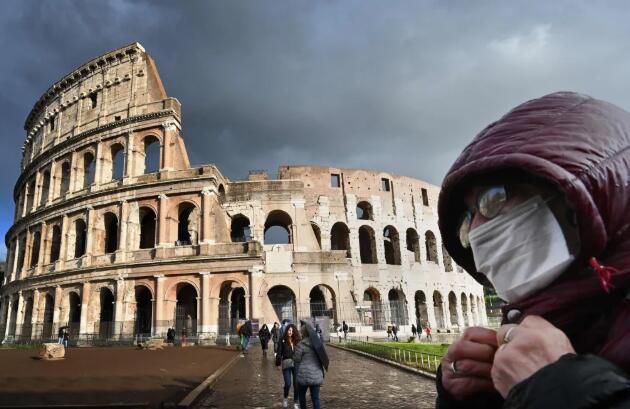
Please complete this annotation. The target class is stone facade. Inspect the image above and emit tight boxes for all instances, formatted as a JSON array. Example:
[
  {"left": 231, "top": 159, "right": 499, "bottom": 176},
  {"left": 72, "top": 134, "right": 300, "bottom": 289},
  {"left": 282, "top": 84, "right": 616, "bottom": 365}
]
[{"left": 0, "top": 43, "right": 486, "bottom": 344}]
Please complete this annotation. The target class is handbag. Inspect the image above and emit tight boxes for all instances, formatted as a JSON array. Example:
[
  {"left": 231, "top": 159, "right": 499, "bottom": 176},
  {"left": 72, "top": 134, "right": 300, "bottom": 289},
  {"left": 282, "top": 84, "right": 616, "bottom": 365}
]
[{"left": 281, "top": 358, "right": 294, "bottom": 370}]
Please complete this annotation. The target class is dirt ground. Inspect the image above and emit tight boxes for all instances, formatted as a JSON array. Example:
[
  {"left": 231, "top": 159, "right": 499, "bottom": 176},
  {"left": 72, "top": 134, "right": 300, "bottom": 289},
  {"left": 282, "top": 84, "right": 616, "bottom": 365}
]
[{"left": 0, "top": 346, "right": 237, "bottom": 408}]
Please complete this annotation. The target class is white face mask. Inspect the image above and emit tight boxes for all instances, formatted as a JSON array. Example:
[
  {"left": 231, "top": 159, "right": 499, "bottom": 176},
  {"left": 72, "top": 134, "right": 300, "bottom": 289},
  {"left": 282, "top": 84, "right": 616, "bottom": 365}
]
[{"left": 469, "top": 196, "right": 574, "bottom": 303}]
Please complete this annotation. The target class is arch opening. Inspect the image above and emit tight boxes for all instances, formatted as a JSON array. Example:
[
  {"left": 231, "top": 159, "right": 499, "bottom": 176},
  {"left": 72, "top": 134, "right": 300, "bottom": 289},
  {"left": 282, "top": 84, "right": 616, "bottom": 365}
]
[
  {"left": 230, "top": 215, "right": 251, "bottom": 242},
  {"left": 359, "top": 225, "right": 377, "bottom": 264},
  {"left": 267, "top": 285, "right": 296, "bottom": 322},
  {"left": 139, "top": 207, "right": 157, "bottom": 249},
  {"left": 264, "top": 210, "right": 292, "bottom": 245},
  {"left": 383, "top": 226, "right": 401, "bottom": 265},
  {"left": 330, "top": 222, "right": 351, "bottom": 257}
]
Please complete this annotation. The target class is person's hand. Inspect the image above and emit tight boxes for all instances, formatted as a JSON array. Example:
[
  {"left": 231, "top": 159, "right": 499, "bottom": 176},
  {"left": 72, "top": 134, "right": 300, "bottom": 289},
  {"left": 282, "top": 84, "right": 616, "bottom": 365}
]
[
  {"left": 441, "top": 327, "right": 499, "bottom": 399},
  {"left": 492, "top": 315, "right": 575, "bottom": 398}
]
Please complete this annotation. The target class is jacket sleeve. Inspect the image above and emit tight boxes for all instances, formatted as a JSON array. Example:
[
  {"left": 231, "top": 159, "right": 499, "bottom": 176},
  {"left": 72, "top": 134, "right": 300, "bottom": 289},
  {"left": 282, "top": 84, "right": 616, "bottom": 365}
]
[
  {"left": 504, "top": 354, "right": 630, "bottom": 409},
  {"left": 293, "top": 343, "right": 304, "bottom": 363},
  {"left": 435, "top": 365, "right": 504, "bottom": 409},
  {"left": 275, "top": 341, "right": 283, "bottom": 366}
]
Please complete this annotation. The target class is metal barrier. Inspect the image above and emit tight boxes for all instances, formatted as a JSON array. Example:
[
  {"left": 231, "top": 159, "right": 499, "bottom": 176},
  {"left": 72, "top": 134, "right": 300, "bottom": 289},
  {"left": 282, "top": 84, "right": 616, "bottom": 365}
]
[{"left": 336, "top": 336, "right": 443, "bottom": 373}]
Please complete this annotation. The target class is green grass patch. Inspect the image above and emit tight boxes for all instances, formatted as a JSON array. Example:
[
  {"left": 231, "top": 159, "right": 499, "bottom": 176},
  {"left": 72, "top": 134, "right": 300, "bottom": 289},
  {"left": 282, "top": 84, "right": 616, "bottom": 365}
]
[
  {"left": 341, "top": 340, "right": 448, "bottom": 374},
  {"left": 380, "top": 342, "right": 449, "bottom": 356}
]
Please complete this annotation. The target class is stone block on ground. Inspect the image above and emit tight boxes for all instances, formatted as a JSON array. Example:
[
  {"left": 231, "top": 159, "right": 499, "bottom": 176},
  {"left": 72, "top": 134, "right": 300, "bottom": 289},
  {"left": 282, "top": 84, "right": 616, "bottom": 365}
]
[
  {"left": 139, "top": 338, "right": 165, "bottom": 350},
  {"left": 39, "top": 343, "right": 65, "bottom": 360}
]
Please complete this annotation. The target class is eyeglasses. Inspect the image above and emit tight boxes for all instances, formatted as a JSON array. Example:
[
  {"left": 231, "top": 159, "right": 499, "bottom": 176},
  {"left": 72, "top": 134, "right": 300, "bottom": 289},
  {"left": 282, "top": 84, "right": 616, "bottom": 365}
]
[{"left": 458, "top": 185, "right": 507, "bottom": 248}]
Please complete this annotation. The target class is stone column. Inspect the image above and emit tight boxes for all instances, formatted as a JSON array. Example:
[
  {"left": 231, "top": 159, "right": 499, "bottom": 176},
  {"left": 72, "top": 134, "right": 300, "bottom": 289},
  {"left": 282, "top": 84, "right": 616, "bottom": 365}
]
[
  {"left": 47, "top": 161, "right": 57, "bottom": 203},
  {"left": 79, "top": 282, "right": 91, "bottom": 338},
  {"left": 52, "top": 286, "right": 62, "bottom": 334},
  {"left": 455, "top": 294, "right": 465, "bottom": 329},
  {"left": 14, "top": 291, "right": 24, "bottom": 339},
  {"left": 125, "top": 134, "right": 135, "bottom": 179},
  {"left": 162, "top": 122, "right": 177, "bottom": 171},
  {"left": 200, "top": 272, "right": 211, "bottom": 335},
  {"left": 36, "top": 222, "right": 48, "bottom": 274},
  {"left": 23, "top": 229, "right": 32, "bottom": 273},
  {"left": 85, "top": 206, "right": 95, "bottom": 258},
  {"left": 32, "top": 171, "right": 42, "bottom": 212},
  {"left": 31, "top": 289, "right": 40, "bottom": 339},
  {"left": 11, "top": 238, "right": 20, "bottom": 281},
  {"left": 4, "top": 294, "right": 14, "bottom": 341},
  {"left": 114, "top": 278, "right": 126, "bottom": 337},
  {"left": 94, "top": 142, "right": 103, "bottom": 186},
  {"left": 443, "top": 300, "right": 451, "bottom": 329},
  {"left": 118, "top": 200, "right": 128, "bottom": 261},
  {"left": 154, "top": 275, "right": 166, "bottom": 336},
  {"left": 69, "top": 150, "right": 78, "bottom": 192},
  {"left": 201, "top": 188, "right": 212, "bottom": 244},
  {"left": 466, "top": 297, "right": 473, "bottom": 327},
  {"left": 157, "top": 194, "right": 169, "bottom": 246},
  {"left": 59, "top": 215, "right": 69, "bottom": 270}
]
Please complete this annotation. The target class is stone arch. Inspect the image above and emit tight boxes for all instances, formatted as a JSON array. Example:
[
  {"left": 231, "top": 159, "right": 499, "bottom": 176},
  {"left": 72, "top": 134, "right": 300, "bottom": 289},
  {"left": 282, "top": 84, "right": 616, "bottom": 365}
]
[
  {"left": 359, "top": 225, "right": 377, "bottom": 264},
  {"left": 139, "top": 207, "right": 157, "bottom": 249},
  {"left": 176, "top": 201, "right": 199, "bottom": 246},
  {"left": 25, "top": 179, "right": 35, "bottom": 212},
  {"left": 59, "top": 161, "right": 71, "bottom": 196},
  {"left": 217, "top": 280, "right": 247, "bottom": 335},
  {"left": 142, "top": 135, "right": 161, "bottom": 174},
  {"left": 30, "top": 230, "right": 41, "bottom": 267},
  {"left": 330, "top": 222, "right": 351, "bottom": 257},
  {"left": 406, "top": 228, "right": 421, "bottom": 263},
  {"left": 388, "top": 288, "right": 408, "bottom": 325},
  {"left": 264, "top": 210, "right": 292, "bottom": 245},
  {"left": 110, "top": 143, "right": 125, "bottom": 181},
  {"left": 443, "top": 244, "right": 453, "bottom": 272},
  {"left": 363, "top": 287, "right": 384, "bottom": 329},
  {"left": 267, "top": 285, "right": 297, "bottom": 322},
  {"left": 448, "top": 291, "right": 458, "bottom": 328},
  {"left": 383, "top": 226, "right": 401, "bottom": 265},
  {"left": 356, "top": 201, "right": 373, "bottom": 220},
  {"left": 433, "top": 290, "right": 445, "bottom": 328},
  {"left": 309, "top": 284, "right": 337, "bottom": 323},
  {"left": 39, "top": 170, "right": 50, "bottom": 206},
  {"left": 310, "top": 222, "right": 321, "bottom": 249},
  {"left": 63, "top": 291, "right": 81, "bottom": 337},
  {"left": 414, "top": 290, "right": 429, "bottom": 328},
  {"left": 49, "top": 225, "right": 62, "bottom": 263},
  {"left": 103, "top": 212, "right": 119, "bottom": 254},
  {"left": 81, "top": 151, "right": 96, "bottom": 189},
  {"left": 9, "top": 297, "right": 18, "bottom": 337},
  {"left": 230, "top": 214, "right": 251, "bottom": 242},
  {"left": 72, "top": 218, "right": 87, "bottom": 258},
  {"left": 41, "top": 293, "right": 55, "bottom": 339},
  {"left": 97, "top": 287, "right": 115, "bottom": 339},
  {"left": 174, "top": 283, "right": 198, "bottom": 337},
  {"left": 134, "top": 285, "right": 153, "bottom": 336},
  {"left": 461, "top": 292, "right": 471, "bottom": 326},
  {"left": 469, "top": 293, "right": 477, "bottom": 325},
  {"left": 21, "top": 296, "right": 34, "bottom": 340},
  {"left": 425, "top": 230, "right": 438, "bottom": 263}
]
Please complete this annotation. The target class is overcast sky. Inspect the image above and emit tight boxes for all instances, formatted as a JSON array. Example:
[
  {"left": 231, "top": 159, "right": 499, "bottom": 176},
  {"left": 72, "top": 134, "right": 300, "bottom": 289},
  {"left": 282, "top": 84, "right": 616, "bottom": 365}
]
[{"left": 2, "top": 1, "right": 630, "bottom": 259}]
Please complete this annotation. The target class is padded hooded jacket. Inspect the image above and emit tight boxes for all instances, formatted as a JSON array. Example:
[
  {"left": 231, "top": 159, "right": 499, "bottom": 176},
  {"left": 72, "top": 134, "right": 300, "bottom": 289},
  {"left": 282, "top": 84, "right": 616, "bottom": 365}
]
[{"left": 436, "top": 92, "right": 630, "bottom": 408}]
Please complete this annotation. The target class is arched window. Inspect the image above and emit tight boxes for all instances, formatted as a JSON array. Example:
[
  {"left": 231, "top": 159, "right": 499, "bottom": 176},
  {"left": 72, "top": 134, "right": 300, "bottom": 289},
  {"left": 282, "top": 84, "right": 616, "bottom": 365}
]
[
  {"left": 74, "top": 219, "right": 87, "bottom": 258},
  {"left": 356, "top": 201, "right": 373, "bottom": 220},
  {"left": 16, "top": 236, "right": 26, "bottom": 272},
  {"left": 60, "top": 162, "right": 71, "bottom": 196},
  {"left": 358, "top": 225, "right": 377, "bottom": 264},
  {"left": 331, "top": 222, "right": 351, "bottom": 257},
  {"left": 111, "top": 144, "right": 125, "bottom": 181},
  {"left": 230, "top": 215, "right": 251, "bottom": 242},
  {"left": 50, "top": 225, "right": 62, "bottom": 263},
  {"left": 143, "top": 136, "right": 161, "bottom": 174},
  {"left": 104, "top": 213, "right": 119, "bottom": 253},
  {"left": 383, "top": 226, "right": 401, "bottom": 265},
  {"left": 406, "top": 228, "right": 421, "bottom": 262},
  {"left": 177, "top": 203, "right": 199, "bottom": 245},
  {"left": 139, "top": 207, "right": 157, "bottom": 249},
  {"left": 264, "top": 210, "right": 292, "bottom": 245},
  {"left": 311, "top": 223, "right": 321, "bottom": 249},
  {"left": 83, "top": 152, "right": 95, "bottom": 188},
  {"left": 25, "top": 180, "right": 35, "bottom": 211},
  {"left": 443, "top": 244, "right": 453, "bottom": 272},
  {"left": 30, "top": 231, "right": 41, "bottom": 267},
  {"left": 425, "top": 231, "right": 438, "bottom": 263},
  {"left": 40, "top": 171, "right": 50, "bottom": 207}
]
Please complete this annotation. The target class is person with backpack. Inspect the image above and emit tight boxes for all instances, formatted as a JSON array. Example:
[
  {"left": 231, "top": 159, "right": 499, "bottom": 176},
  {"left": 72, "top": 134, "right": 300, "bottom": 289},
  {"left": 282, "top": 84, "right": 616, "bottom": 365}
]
[
  {"left": 295, "top": 323, "right": 326, "bottom": 409},
  {"left": 238, "top": 320, "right": 253, "bottom": 355},
  {"left": 411, "top": 323, "right": 418, "bottom": 338},
  {"left": 392, "top": 324, "right": 399, "bottom": 341},
  {"left": 276, "top": 323, "right": 300, "bottom": 408},
  {"left": 259, "top": 323, "right": 271, "bottom": 357},
  {"left": 342, "top": 321, "right": 348, "bottom": 340}
]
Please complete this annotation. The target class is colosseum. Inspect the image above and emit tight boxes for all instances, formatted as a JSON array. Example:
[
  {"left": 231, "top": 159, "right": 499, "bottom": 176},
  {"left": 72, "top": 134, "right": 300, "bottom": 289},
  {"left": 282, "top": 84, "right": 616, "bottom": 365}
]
[{"left": 0, "top": 43, "right": 486, "bottom": 344}]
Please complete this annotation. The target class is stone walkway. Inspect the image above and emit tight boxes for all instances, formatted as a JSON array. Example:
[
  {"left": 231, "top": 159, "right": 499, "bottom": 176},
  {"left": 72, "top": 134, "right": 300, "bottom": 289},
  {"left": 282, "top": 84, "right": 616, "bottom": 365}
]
[{"left": 196, "top": 345, "right": 437, "bottom": 409}]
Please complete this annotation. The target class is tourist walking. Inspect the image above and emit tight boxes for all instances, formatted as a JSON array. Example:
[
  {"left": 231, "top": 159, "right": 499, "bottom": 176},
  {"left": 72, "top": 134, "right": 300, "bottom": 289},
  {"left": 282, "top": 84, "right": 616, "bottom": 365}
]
[
  {"left": 276, "top": 323, "right": 300, "bottom": 408},
  {"left": 239, "top": 320, "right": 253, "bottom": 355},
  {"left": 411, "top": 323, "right": 417, "bottom": 338},
  {"left": 392, "top": 324, "right": 399, "bottom": 341},
  {"left": 425, "top": 324, "right": 432, "bottom": 341},
  {"left": 295, "top": 324, "right": 326, "bottom": 409},
  {"left": 259, "top": 324, "right": 271, "bottom": 356},
  {"left": 271, "top": 322, "right": 280, "bottom": 355},
  {"left": 62, "top": 329, "right": 69, "bottom": 348},
  {"left": 57, "top": 327, "right": 64, "bottom": 344},
  {"left": 386, "top": 325, "right": 392, "bottom": 340},
  {"left": 342, "top": 321, "right": 348, "bottom": 340}
]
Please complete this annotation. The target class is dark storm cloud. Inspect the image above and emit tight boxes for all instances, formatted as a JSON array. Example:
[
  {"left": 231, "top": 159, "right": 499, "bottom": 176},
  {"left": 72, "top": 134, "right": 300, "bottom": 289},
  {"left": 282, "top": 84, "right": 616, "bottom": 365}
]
[{"left": 2, "top": 0, "right": 630, "bottom": 258}]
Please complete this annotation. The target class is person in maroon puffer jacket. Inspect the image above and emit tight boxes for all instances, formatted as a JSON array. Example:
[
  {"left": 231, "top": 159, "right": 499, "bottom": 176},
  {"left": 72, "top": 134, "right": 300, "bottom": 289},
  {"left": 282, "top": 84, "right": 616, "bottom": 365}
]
[{"left": 435, "top": 92, "right": 630, "bottom": 409}]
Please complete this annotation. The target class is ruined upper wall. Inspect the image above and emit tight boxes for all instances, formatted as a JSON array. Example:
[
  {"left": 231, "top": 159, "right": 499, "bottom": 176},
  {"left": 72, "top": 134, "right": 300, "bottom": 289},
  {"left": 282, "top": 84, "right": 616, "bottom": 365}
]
[{"left": 21, "top": 42, "right": 179, "bottom": 169}]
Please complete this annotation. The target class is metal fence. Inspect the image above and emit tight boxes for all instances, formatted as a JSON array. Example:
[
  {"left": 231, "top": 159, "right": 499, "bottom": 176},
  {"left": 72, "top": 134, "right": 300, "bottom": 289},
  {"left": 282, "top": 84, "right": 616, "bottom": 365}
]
[{"left": 336, "top": 336, "right": 443, "bottom": 373}]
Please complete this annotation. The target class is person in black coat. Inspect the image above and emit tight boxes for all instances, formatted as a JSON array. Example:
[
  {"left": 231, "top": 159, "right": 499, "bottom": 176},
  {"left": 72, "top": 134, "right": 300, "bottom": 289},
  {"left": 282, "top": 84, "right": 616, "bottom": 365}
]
[
  {"left": 276, "top": 324, "right": 300, "bottom": 408},
  {"left": 259, "top": 324, "right": 271, "bottom": 356}
]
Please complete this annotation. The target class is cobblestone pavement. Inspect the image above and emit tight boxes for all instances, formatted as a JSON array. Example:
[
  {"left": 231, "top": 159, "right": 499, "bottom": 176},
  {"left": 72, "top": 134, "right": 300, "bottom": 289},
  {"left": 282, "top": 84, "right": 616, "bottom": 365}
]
[{"left": 196, "top": 345, "right": 437, "bottom": 409}]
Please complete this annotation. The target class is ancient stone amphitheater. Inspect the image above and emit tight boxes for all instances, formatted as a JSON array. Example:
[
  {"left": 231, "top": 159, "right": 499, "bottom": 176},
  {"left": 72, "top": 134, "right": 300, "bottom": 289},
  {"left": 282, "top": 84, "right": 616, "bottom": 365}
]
[{"left": 0, "top": 43, "right": 486, "bottom": 344}]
